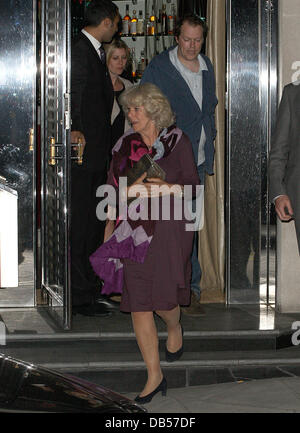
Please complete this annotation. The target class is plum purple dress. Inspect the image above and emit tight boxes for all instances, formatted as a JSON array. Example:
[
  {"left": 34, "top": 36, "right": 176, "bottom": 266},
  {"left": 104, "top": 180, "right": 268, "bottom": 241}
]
[
  {"left": 110, "top": 131, "right": 200, "bottom": 312},
  {"left": 90, "top": 126, "right": 200, "bottom": 312}
]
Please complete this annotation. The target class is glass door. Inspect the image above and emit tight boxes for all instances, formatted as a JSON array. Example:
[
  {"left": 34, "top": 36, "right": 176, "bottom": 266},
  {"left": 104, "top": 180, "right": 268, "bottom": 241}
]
[
  {"left": 40, "top": 0, "right": 72, "bottom": 329},
  {"left": 226, "top": 0, "right": 278, "bottom": 304},
  {"left": 0, "top": 0, "right": 36, "bottom": 307}
]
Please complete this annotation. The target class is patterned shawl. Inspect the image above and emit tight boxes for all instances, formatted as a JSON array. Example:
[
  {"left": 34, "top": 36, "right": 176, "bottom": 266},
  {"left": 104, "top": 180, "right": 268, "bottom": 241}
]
[{"left": 90, "top": 125, "right": 183, "bottom": 295}]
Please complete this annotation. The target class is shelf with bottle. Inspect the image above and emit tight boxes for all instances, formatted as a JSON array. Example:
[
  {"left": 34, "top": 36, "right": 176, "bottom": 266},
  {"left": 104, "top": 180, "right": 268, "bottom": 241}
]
[
  {"left": 115, "top": 0, "right": 178, "bottom": 39},
  {"left": 114, "top": 0, "right": 178, "bottom": 83},
  {"left": 71, "top": 0, "right": 179, "bottom": 40}
]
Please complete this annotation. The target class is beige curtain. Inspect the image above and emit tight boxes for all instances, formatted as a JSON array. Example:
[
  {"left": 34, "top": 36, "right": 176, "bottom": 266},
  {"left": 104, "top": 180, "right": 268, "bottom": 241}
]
[{"left": 199, "top": 0, "right": 226, "bottom": 302}]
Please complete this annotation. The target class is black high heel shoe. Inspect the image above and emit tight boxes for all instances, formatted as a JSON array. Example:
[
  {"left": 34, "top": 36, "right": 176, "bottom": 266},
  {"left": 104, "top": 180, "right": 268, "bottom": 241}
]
[
  {"left": 134, "top": 377, "right": 167, "bottom": 404},
  {"left": 165, "top": 325, "right": 184, "bottom": 362}
]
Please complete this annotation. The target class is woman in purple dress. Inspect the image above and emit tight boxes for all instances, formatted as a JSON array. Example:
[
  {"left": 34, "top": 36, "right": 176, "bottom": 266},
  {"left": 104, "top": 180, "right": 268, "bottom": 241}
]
[{"left": 90, "top": 83, "right": 200, "bottom": 404}]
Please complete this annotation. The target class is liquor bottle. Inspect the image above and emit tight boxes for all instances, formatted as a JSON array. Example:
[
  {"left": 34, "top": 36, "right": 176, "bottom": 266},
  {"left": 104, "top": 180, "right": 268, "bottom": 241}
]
[
  {"left": 168, "top": 4, "right": 176, "bottom": 35},
  {"left": 137, "top": 10, "right": 144, "bottom": 36},
  {"left": 131, "top": 48, "right": 137, "bottom": 81},
  {"left": 161, "top": 4, "right": 168, "bottom": 35},
  {"left": 149, "top": 5, "right": 157, "bottom": 36},
  {"left": 130, "top": 10, "right": 137, "bottom": 35},
  {"left": 146, "top": 13, "right": 151, "bottom": 36},
  {"left": 157, "top": 9, "right": 162, "bottom": 35},
  {"left": 172, "top": 4, "right": 177, "bottom": 30},
  {"left": 122, "top": 4, "right": 131, "bottom": 36},
  {"left": 137, "top": 50, "right": 146, "bottom": 79}
]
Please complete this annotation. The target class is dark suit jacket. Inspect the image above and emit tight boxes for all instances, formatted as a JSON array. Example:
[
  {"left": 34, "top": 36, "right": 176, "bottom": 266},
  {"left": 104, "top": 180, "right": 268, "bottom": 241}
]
[
  {"left": 269, "top": 82, "right": 300, "bottom": 252},
  {"left": 71, "top": 32, "right": 114, "bottom": 172}
]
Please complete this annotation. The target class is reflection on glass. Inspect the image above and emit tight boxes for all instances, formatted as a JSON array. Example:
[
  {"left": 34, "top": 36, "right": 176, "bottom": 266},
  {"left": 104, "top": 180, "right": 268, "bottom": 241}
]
[
  {"left": 227, "top": 0, "right": 277, "bottom": 305},
  {"left": 259, "top": 304, "right": 275, "bottom": 330},
  {"left": 0, "top": 0, "right": 35, "bottom": 306},
  {"left": 230, "top": 189, "right": 260, "bottom": 293}
]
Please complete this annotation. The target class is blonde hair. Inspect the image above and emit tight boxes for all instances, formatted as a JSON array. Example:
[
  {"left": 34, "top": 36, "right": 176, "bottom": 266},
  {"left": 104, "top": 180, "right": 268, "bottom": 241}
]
[
  {"left": 120, "top": 83, "right": 175, "bottom": 131},
  {"left": 104, "top": 38, "right": 130, "bottom": 67}
]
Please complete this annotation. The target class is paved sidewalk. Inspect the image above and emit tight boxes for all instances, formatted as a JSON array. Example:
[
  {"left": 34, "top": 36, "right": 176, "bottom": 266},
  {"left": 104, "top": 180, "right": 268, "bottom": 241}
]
[{"left": 126, "top": 376, "right": 300, "bottom": 413}]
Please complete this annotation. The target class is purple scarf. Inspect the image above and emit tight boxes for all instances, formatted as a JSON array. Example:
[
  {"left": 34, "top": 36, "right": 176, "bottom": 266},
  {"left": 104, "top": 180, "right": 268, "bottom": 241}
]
[{"left": 90, "top": 125, "right": 182, "bottom": 295}]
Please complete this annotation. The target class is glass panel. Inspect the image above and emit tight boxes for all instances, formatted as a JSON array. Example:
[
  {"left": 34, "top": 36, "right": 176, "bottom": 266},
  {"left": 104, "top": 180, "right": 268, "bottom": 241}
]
[
  {"left": 226, "top": 0, "right": 278, "bottom": 304},
  {"left": 0, "top": 0, "right": 36, "bottom": 306},
  {"left": 41, "top": 0, "right": 71, "bottom": 329},
  {"left": 259, "top": 0, "right": 278, "bottom": 305}
]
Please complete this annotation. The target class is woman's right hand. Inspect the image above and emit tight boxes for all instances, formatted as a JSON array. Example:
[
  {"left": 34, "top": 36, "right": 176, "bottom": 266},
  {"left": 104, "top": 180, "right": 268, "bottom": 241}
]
[{"left": 127, "top": 172, "right": 148, "bottom": 199}]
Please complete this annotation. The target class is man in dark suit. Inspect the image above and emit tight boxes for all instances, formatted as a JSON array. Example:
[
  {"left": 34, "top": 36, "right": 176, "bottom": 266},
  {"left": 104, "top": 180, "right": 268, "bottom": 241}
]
[
  {"left": 71, "top": 0, "right": 120, "bottom": 316},
  {"left": 269, "top": 81, "right": 300, "bottom": 253}
]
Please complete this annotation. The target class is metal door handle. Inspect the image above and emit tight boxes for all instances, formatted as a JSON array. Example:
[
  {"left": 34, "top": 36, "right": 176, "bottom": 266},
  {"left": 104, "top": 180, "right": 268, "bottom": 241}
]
[
  {"left": 49, "top": 137, "right": 56, "bottom": 166},
  {"left": 71, "top": 139, "right": 84, "bottom": 165},
  {"left": 29, "top": 128, "right": 34, "bottom": 151},
  {"left": 77, "top": 138, "right": 83, "bottom": 165}
]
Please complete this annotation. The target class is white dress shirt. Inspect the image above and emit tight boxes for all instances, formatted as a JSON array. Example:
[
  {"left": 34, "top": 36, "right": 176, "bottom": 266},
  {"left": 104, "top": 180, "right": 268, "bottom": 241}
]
[{"left": 81, "top": 29, "right": 102, "bottom": 58}]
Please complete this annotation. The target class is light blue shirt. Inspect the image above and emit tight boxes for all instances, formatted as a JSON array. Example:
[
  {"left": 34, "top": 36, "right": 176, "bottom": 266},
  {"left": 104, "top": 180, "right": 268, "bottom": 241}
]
[{"left": 169, "top": 46, "right": 208, "bottom": 165}]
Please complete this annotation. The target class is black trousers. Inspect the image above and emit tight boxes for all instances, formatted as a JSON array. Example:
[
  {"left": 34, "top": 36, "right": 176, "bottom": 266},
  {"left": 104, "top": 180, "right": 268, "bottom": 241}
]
[{"left": 70, "top": 164, "right": 107, "bottom": 306}]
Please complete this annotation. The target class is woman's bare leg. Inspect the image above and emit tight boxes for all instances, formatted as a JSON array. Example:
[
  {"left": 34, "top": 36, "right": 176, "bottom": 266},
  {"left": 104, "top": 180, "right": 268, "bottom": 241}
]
[
  {"left": 156, "top": 305, "right": 182, "bottom": 352},
  {"left": 131, "top": 311, "right": 163, "bottom": 396}
]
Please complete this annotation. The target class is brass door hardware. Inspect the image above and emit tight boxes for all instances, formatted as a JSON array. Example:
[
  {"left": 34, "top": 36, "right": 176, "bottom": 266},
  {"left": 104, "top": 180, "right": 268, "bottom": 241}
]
[
  {"left": 71, "top": 139, "right": 84, "bottom": 165},
  {"left": 49, "top": 137, "right": 57, "bottom": 166},
  {"left": 29, "top": 128, "right": 34, "bottom": 151}
]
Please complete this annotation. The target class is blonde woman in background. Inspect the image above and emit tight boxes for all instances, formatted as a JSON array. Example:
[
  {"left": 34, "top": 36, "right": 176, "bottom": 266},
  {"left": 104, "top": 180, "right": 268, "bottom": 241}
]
[{"left": 104, "top": 39, "right": 133, "bottom": 146}]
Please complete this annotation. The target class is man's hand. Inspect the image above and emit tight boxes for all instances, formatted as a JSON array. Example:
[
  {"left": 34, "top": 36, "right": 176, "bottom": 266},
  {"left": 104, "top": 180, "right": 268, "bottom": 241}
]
[
  {"left": 71, "top": 130, "right": 86, "bottom": 147},
  {"left": 274, "top": 195, "right": 294, "bottom": 221}
]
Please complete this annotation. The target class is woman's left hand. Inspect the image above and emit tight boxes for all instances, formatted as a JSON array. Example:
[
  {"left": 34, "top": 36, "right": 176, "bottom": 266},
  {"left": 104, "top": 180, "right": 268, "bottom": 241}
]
[{"left": 145, "top": 178, "right": 183, "bottom": 197}]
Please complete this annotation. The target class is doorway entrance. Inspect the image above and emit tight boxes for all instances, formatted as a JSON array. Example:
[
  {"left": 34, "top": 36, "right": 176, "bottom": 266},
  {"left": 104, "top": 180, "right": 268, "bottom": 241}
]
[
  {"left": 0, "top": 0, "right": 72, "bottom": 330},
  {"left": 0, "top": 0, "right": 278, "bottom": 331}
]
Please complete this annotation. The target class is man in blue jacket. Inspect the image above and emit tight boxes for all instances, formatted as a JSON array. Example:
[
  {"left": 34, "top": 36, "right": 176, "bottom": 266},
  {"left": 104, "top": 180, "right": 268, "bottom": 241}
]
[{"left": 141, "top": 13, "right": 217, "bottom": 315}]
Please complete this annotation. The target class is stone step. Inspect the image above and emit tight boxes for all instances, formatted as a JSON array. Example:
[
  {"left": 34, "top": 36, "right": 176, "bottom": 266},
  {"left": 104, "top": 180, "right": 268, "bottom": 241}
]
[
  {"left": 43, "top": 348, "right": 300, "bottom": 394},
  {"left": 1, "top": 333, "right": 300, "bottom": 394},
  {"left": 3, "top": 328, "right": 294, "bottom": 351},
  {"left": 1, "top": 335, "right": 298, "bottom": 371}
]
